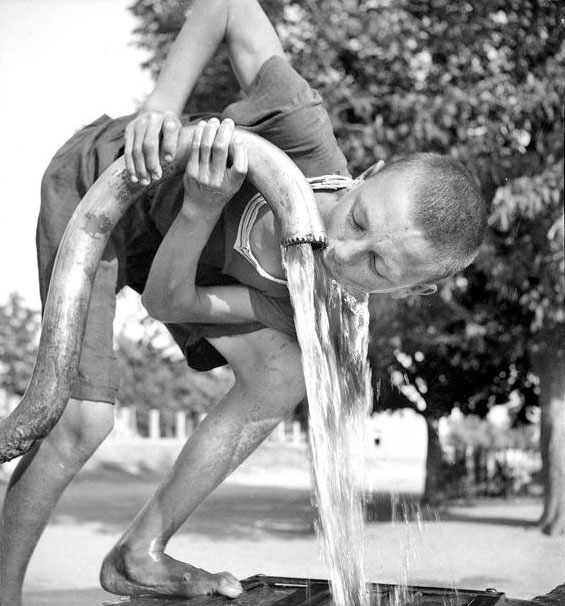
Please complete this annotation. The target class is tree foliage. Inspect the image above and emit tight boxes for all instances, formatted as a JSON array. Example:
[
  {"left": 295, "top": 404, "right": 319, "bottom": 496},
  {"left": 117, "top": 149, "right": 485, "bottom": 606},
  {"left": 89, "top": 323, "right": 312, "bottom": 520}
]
[
  {"left": 115, "top": 319, "right": 234, "bottom": 414},
  {"left": 0, "top": 293, "right": 40, "bottom": 397},
  {"left": 0, "top": 293, "right": 233, "bottom": 416}
]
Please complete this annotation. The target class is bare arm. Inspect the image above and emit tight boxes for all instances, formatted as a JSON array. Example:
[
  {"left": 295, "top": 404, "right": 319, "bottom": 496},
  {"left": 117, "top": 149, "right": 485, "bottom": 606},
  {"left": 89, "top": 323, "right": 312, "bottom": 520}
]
[
  {"left": 141, "top": 118, "right": 257, "bottom": 325},
  {"left": 223, "top": 0, "right": 285, "bottom": 93},
  {"left": 126, "top": 0, "right": 285, "bottom": 185}
]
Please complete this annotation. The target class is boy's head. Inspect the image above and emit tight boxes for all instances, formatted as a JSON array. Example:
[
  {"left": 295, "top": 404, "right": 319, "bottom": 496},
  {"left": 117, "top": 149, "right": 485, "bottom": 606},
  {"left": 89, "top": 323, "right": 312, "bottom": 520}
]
[{"left": 321, "top": 152, "right": 487, "bottom": 295}]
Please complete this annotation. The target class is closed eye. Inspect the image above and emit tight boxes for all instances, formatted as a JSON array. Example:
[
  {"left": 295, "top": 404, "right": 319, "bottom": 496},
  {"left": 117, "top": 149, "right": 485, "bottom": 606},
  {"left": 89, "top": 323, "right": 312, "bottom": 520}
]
[
  {"left": 371, "top": 254, "right": 382, "bottom": 278},
  {"left": 348, "top": 210, "right": 364, "bottom": 232},
  {"left": 371, "top": 253, "right": 391, "bottom": 281}
]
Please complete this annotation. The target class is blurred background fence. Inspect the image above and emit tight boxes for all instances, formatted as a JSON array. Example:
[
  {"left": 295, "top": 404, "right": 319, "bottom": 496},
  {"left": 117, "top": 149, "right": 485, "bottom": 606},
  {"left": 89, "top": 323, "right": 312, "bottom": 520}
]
[{"left": 16, "top": 401, "right": 534, "bottom": 500}]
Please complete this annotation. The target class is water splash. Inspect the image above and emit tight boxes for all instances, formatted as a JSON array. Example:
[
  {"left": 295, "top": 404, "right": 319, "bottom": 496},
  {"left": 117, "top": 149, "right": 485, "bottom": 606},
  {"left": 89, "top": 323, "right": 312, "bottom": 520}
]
[
  {"left": 387, "top": 498, "right": 465, "bottom": 606},
  {"left": 283, "top": 244, "right": 373, "bottom": 606}
]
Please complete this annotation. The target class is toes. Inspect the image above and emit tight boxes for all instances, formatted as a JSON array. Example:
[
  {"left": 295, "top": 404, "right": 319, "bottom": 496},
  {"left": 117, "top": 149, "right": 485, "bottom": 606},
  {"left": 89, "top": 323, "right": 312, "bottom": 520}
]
[
  {"left": 216, "top": 572, "right": 242, "bottom": 598},
  {"left": 180, "top": 568, "right": 241, "bottom": 598}
]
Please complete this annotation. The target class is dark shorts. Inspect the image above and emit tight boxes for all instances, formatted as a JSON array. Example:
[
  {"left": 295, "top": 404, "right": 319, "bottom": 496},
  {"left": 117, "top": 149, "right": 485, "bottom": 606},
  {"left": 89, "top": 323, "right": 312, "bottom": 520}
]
[{"left": 37, "top": 115, "right": 252, "bottom": 404}]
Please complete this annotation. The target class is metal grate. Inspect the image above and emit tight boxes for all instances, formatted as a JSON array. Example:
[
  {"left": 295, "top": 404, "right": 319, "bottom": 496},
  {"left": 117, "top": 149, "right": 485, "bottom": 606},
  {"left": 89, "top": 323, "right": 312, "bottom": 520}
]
[
  {"left": 102, "top": 574, "right": 507, "bottom": 606},
  {"left": 239, "top": 575, "right": 506, "bottom": 606}
]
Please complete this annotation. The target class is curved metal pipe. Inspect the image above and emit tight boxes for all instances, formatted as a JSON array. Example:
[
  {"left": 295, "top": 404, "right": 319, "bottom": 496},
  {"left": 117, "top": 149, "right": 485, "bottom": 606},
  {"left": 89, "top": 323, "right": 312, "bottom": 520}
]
[{"left": 0, "top": 126, "right": 327, "bottom": 462}]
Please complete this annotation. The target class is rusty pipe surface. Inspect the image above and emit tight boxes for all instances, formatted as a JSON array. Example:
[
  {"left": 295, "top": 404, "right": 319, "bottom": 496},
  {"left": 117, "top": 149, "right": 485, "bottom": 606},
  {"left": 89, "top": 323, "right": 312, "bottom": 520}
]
[{"left": 0, "top": 126, "right": 327, "bottom": 463}]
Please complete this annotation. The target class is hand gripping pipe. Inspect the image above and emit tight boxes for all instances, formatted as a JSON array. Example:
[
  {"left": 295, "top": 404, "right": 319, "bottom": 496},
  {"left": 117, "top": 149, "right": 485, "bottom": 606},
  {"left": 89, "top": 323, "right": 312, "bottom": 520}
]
[{"left": 0, "top": 126, "right": 327, "bottom": 463}]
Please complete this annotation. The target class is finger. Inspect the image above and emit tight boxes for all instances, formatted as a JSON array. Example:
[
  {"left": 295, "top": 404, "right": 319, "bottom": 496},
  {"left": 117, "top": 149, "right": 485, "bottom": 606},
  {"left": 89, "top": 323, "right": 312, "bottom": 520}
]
[
  {"left": 228, "top": 137, "right": 248, "bottom": 185},
  {"left": 143, "top": 114, "right": 164, "bottom": 181},
  {"left": 210, "top": 119, "right": 234, "bottom": 178},
  {"left": 161, "top": 114, "right": 180, "bottom": 164},
  {"left": 199, "top": 118, "right": 220, "bottom": 173},
  {"left": 187, "top": 121, "right": 206, "bottom": 179},
  {"left": 124, "top": 122, "right": 138, "bottom": 182},
  {"left": 131, "top": 122, "right": 151, "bottom": 186}
]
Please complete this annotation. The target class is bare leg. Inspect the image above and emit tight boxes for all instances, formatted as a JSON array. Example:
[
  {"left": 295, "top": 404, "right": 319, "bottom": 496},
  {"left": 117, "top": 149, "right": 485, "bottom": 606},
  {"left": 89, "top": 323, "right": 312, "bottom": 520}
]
[
  {"left": 0, "top": 399, "right": 114, "bottom": 606},
  {"left": 101, "top": 328, "right": 305, "bottom": 598}
]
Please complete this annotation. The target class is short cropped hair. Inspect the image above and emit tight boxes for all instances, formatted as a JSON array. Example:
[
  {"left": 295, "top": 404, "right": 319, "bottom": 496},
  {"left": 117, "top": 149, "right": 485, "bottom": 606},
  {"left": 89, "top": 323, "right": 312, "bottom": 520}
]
[{"left": 376, "top": 153, "right": 486, "bottom": 280}]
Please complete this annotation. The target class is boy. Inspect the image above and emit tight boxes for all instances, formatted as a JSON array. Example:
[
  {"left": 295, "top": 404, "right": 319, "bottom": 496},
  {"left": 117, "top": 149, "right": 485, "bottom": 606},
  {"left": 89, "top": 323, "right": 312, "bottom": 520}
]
[{"left": 0, "top": 0, "right": 486, "bottom": 602}]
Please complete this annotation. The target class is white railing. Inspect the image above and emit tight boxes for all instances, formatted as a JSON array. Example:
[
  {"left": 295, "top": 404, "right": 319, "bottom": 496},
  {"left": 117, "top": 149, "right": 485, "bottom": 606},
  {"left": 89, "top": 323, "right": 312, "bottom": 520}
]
[{"left": 111, "top": 405, "right": 307, "bottom": 444}]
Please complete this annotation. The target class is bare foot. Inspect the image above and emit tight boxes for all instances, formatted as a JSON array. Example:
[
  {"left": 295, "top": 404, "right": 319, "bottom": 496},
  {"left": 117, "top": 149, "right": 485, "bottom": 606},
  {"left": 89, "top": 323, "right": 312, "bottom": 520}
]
[{"left": 100, "top": 543, "right": 242, "bottom": 599}]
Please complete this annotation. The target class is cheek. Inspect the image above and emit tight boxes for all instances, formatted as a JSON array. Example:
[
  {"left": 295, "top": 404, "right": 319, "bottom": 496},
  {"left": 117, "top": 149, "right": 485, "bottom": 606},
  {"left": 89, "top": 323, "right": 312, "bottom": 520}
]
[
  {"left": 324, "top": 207, "right": 347, "bottom": 241},
  {"left": 324, "top": 219, "right": 338, "bottom": 243}
]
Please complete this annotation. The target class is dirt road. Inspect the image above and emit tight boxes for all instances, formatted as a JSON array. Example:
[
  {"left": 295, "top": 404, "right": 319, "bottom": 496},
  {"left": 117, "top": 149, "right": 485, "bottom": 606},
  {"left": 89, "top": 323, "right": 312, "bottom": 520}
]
[{"left": 1, "top": 468, "right": 561, "bottom": 606}]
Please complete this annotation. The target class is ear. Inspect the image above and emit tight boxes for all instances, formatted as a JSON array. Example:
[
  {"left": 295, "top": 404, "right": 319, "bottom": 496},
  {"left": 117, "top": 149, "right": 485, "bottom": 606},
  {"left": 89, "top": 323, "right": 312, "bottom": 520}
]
[
  {"left": 347, "top": 160, "right": 385, "bottom": 190},
  {"left": 390, "top": 283, "right": 437, "bottom": 299}
]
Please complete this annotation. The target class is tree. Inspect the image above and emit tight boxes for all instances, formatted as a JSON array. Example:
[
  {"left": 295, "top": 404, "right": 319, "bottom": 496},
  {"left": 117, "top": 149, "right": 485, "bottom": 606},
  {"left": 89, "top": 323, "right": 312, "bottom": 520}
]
[
  {"left": 115, "top": 317, "right": 234, "bottom": 429},
  {"left": 486, "top": 161, "right": 564, "bottom": 534},
  {"left": 367, "top": 286, "right": 531, "bottom": 503},
  {"left": 0, "top": 293, "right": 40, "bottom": 398},
  {"left": 128, "top": 0, "right": 564, "bottom": 530}
]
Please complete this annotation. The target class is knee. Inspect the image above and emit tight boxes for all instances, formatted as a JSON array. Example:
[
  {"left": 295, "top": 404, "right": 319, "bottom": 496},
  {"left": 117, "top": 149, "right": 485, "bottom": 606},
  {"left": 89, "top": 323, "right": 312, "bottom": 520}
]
[
  {"left": 48, "top": 398, "right": 114, "bottom": 457},
  {"left": 212, "top": 329, "right": 307, "bottom": 420}
]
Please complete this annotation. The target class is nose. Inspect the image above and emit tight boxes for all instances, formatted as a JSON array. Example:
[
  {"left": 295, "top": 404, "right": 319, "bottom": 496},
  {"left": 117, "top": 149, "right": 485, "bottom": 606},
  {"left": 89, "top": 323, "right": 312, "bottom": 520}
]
[{"left": 332, "top": 240, "right": 365, "bottom": 266}]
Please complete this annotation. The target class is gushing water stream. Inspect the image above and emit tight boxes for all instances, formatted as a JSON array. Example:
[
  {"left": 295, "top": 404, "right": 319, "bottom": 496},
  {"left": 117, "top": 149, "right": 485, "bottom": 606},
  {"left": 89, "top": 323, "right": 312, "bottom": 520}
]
[{"left": 283, "top": 244, "right": 373, "bottom": 606}]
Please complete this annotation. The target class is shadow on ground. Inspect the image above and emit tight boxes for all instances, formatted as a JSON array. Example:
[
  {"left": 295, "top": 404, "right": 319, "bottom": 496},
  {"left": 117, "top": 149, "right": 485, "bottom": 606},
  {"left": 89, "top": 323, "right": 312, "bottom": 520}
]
[
  {"left": 365, "top": 492, "right": 424, "bottom": 523},
  {"left": 1, "top": 469, "right": 540, "bottom": 544},
  {"left": 47, "top": 470, "right": 431, "bottom": 540},
  {"left": 438, "top": 510, "right": 539, "bottom": 528},
  {"left": 366, "top": 492, "right": 543, "bottom": 529},
  {"left": 25, "top": 588, "right": 111, "bottom": 606},
  {"left": 23, "top": 468, "right": 318, "bottom": 540},
  {"left": 0, "top": 468, "right": 430, "bottom": 541}
]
